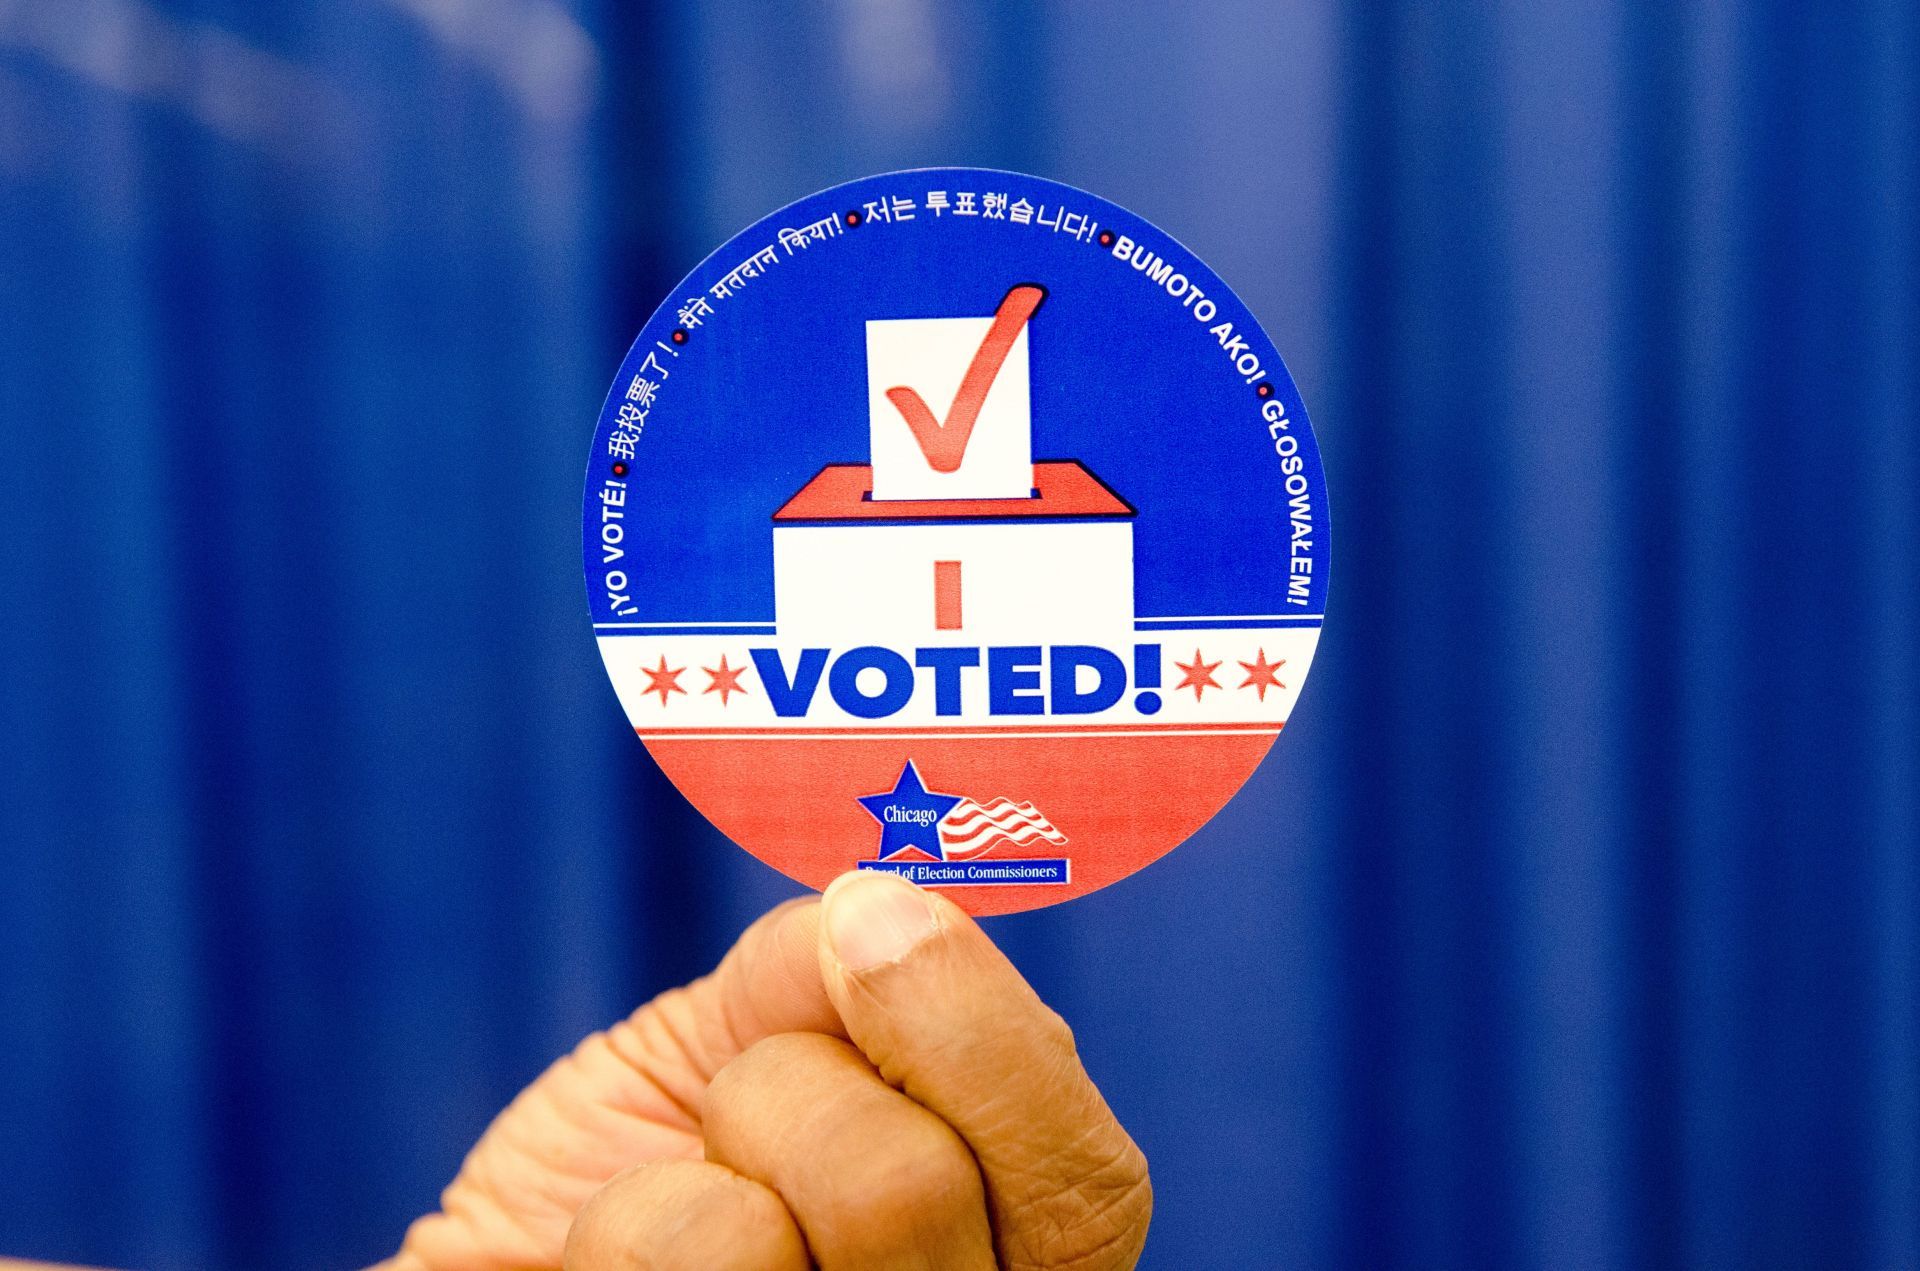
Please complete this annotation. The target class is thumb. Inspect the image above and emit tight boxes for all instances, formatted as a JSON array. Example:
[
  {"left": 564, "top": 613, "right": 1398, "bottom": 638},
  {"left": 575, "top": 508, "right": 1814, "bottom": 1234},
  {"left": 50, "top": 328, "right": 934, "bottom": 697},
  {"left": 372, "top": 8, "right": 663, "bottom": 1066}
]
[{"left": 816, "top": 871, "right": 1151, "bottom": 1270}]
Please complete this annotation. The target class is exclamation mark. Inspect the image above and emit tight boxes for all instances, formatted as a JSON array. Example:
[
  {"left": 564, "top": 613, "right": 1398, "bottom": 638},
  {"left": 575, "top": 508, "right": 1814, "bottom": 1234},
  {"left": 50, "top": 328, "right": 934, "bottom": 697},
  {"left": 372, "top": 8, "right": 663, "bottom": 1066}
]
[
  {"left": 1134, "top": 644, "right": 1162, "bottom": 715},
  {"left": 934, "top": 560, "right": 962, "bottom": 630}
]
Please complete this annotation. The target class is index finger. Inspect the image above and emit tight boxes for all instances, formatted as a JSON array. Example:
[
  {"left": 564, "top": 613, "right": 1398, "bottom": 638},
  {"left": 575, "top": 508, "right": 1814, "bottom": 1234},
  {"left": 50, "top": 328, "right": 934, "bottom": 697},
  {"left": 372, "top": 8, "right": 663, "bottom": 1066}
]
[{"left": 815, "top": 871, "right": 1152, "bottom": 1270}]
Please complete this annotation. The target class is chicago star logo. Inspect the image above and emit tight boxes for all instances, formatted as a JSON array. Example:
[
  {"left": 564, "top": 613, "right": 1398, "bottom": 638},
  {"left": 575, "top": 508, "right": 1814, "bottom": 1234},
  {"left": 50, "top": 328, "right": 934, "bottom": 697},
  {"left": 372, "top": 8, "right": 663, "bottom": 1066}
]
[{"left": 858, "top": 760, "right": 1067, "bottom": 862}]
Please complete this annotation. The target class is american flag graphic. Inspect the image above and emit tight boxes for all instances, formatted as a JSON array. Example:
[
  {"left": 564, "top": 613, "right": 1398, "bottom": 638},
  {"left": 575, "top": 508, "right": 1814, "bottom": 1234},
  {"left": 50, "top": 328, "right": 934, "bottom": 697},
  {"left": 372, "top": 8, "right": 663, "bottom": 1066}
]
[{"left": 938, "top": 797, "right": 1069, "bottom": 858}]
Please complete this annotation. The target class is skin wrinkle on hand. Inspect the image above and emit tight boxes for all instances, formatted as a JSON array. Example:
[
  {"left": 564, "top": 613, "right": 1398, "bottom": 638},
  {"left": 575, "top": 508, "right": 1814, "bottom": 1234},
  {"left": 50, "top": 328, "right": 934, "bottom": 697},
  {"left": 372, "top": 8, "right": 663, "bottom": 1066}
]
[
  {"left": 600, "top": 1019, "right": 705, "bottom": 1133},
  {"left": 568, "top": 1032, "right": 697, "bottom": 1142},
  {"left": 1013, "top": 1134, "right": 1153, "bottom": 1270},
  {"left": 630, "top": 989, "right": 723, "bottom": 1111}
]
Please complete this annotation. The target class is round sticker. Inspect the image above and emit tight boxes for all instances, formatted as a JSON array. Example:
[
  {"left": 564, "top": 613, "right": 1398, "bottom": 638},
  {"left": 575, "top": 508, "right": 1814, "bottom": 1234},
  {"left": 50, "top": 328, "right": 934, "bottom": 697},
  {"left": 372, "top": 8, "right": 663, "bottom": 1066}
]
[{"left": 584, "top": 169, "right": 1329, "bottom": 915}]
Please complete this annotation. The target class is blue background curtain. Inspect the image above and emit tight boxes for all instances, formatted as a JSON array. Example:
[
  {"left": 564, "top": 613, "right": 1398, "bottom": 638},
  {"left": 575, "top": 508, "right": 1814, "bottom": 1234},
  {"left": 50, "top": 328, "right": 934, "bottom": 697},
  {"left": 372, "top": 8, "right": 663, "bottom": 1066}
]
[{"left": 2, "top": 3, "right": 1914, "bottom": 1268}]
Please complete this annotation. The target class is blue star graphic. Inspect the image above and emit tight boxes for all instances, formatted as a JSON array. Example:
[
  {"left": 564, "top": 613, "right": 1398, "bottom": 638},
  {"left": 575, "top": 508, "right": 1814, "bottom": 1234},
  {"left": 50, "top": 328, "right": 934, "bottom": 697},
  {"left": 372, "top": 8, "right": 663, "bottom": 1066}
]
[{"left": 857, "top": 760, "right": 964, "bottom": 860}]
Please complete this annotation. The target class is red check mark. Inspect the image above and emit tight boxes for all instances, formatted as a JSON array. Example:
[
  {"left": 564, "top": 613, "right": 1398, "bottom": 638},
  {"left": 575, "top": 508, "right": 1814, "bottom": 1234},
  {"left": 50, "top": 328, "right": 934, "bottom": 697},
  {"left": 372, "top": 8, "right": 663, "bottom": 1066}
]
[{"left": 885, "top": 282, "right": 1047, "bottom": 474}]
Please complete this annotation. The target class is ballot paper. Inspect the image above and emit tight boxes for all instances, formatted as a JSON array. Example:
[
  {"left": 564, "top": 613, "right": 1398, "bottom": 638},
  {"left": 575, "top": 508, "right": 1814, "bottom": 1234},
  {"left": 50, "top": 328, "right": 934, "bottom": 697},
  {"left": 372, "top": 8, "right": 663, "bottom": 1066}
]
[
  {"left": 583, "top": 169, "right": 1330, "bottom": 915},
  {"left": 866, "top": 311, "right": 1034, "bottom": 501}
]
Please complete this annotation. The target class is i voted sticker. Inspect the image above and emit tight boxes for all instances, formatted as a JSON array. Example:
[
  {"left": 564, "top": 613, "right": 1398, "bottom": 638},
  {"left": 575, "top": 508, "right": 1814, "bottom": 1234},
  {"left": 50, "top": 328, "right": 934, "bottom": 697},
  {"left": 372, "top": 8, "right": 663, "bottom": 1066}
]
[{"left": 584, "top": 169, "right": 1329, "bottom": 915}]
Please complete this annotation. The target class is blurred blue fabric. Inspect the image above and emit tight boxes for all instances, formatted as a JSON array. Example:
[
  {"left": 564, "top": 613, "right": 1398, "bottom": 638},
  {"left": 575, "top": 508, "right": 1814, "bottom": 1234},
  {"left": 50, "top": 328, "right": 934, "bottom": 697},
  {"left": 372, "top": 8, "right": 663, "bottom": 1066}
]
[{"left": 1, "top": 3, "right": 1915, "bottom": 1268}]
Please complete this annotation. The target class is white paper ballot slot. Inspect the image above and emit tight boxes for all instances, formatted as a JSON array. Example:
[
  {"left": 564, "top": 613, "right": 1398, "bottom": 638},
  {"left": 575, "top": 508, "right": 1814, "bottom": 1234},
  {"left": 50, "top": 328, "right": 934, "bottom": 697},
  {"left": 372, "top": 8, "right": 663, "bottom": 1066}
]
[{"left": 865, "top": 284, "right": 1045, "bottom": 501}]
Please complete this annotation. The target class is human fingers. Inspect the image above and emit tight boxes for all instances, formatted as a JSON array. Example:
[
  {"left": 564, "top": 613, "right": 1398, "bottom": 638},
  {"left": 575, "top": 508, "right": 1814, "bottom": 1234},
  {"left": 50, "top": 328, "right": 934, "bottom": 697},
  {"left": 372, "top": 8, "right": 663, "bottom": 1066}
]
[
  {"left": 562, "top": 1158, "right": 808, "bottom": 1271},
  {"left": 817, "top": 872, "right": 1151, "bottom": 1270},
  {"left": 703, "top": 1031, "right": 995, "bottom": 1270},
  {"left": 385, "top": 897, "right": 840, "bottom": 1271}
]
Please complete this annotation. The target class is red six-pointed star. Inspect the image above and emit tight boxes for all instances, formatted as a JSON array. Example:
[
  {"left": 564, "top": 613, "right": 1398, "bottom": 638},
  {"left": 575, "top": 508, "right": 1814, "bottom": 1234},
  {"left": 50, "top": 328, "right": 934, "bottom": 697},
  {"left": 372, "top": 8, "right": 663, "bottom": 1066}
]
[
  {"left": 703, "top": 654, "right": 749, "bottom": 706},
  {"left": 1174, "top": 649, "right": 1222, "bottom": 701},
  {"left": 641, "top": 655, "right": 686, "bottom": 706},
  {"left": 1238, "top": 648, "right": 1287, "bottom": 701}
]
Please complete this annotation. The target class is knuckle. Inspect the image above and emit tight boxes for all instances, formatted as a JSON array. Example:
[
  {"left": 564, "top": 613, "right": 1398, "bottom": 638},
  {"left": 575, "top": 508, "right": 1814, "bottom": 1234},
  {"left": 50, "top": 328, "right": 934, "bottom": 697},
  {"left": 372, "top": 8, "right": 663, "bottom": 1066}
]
[
  {"left": 871, "top": 1118, "right": 980, "bottom": 1210},
  {"left": 735, "top": 1029, "right": 853, "bottom": 1080},
  {"left": 1034, "top": 1003, "right": 1081, "bottom": 1062},
  {"left": 1009, "top": 1131, "right": 1153, "bottom": 1271},
  {"left": 704, "top": 1031, "right": 841, "bottom": 1119},
  {"left": 564, "top": 1161, "right": 663, "bottom": 1270},
  {"left": 827, "top": 1116, "right": 983, "bottom": 1251},
  {"left": 565, "top": 1160, "right": 803, "bottom": 1271}
]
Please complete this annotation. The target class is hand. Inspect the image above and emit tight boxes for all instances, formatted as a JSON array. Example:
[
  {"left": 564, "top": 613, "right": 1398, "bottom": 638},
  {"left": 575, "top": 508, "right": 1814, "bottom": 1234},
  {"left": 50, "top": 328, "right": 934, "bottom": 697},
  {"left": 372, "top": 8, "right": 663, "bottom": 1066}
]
[{"left": 379, "top": 870, "right": 1151, "bottom": 1269}]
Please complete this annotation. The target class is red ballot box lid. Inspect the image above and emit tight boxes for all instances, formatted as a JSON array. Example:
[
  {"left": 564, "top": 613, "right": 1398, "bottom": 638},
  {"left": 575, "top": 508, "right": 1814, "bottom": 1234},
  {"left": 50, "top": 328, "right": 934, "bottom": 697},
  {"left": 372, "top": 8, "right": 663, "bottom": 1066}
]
[{"left": 773, "top": 461, "right": 1133, "bottom": 523}]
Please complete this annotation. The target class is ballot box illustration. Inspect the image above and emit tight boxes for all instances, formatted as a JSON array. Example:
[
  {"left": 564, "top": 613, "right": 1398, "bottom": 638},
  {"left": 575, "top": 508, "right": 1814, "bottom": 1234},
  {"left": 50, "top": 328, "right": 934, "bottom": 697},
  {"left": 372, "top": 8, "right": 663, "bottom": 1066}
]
[
  {"left": 770, "top": 290, "right": 1136, "bottom": 644},
  {"left": 770, "top": 463, "right": 1136, "bottom": 644}
]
